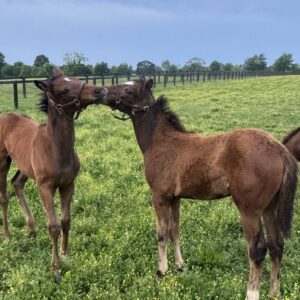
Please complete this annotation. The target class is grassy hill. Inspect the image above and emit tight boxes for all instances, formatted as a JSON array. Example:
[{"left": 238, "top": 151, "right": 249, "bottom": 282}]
[{"left": 0, "top": 76, "right": 300, "bottom": 299}]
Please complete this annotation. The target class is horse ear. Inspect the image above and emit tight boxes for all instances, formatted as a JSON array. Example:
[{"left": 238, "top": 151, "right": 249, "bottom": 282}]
[
  {"left": 34, "top": 80, "right": 48, "bottom": 91},
  {"left": 145, "top": 79, "right": 153, "bottom": 90},
  {"left": 52, "top": 67, "right": 63, "bottom": 77}
]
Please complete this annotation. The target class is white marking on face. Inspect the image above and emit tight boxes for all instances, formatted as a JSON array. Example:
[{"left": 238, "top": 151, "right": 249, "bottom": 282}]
[
  {"left": 64, "top": 77, "right": 72, "bottom": 82},
  {"left": 124, "top": 81, "right": 134, "bottom": 85}
]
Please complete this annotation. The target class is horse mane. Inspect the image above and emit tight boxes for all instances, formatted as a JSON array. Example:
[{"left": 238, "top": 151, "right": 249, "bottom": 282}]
[
  {"left": 38, "top": 92, "right": 48, "bottom": 113},
  {"left": 282, "top": 127, "right": 300, "bottom": 145},
  {"left": 155, "top": 96, "right": 187, "bottom": 132}
]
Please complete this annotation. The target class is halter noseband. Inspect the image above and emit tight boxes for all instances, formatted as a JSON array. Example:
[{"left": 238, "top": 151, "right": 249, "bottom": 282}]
[{"left": 48, "top": 82, "right": 86, "bottom": 121}]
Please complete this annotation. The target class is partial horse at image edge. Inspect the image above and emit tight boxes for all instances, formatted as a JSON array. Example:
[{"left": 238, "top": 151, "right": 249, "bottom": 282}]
[{"left": 282, "top": 127, "right": 300, "bottom": 161}]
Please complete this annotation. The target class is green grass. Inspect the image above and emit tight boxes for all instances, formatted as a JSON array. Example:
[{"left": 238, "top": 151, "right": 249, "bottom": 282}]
[{"left": 0, "top": 76, "right": 300, "bottom": 299}]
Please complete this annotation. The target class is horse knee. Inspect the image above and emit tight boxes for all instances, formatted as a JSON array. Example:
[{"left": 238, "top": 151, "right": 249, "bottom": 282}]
[
  {"left": 61, "top": 217, "right": 70, "bottom": 232},
  {"left": 48, "top": 222, "right": 61, "bottom": 239}
]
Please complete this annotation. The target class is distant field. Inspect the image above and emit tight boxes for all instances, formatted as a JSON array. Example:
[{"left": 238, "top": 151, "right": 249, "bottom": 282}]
[{"left": 0, "top": 76, "right": 300, "bottom": 299}]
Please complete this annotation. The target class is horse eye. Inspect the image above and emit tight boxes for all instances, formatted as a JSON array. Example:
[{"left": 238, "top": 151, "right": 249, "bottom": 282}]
[
  {"left": 63, "top": 89, "right": 69, "bottom": 95},
  {"left": 125, "top": 88, "right": 133, "bottom": 95}
]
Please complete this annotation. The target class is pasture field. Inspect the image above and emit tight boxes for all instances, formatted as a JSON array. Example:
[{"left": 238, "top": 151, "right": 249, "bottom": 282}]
[{"left": 0, "top": 76, "right": 300, "bottom": 299}]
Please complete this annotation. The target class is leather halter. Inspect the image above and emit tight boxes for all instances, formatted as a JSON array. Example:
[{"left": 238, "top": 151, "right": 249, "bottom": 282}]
[
  {"left": 112, "top": 84, "right": 152, "bottom": 121},
  {"left": 48, "top": 83, "right": 86, "bottom": 121}
]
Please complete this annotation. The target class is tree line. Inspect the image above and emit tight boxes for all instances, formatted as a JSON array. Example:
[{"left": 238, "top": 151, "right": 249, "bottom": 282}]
[{"left": 0, "top": 51, "right": 299, "bottom": 78}]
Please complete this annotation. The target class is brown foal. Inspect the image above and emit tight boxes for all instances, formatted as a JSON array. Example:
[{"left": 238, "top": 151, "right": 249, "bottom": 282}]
[
  {"left": 282, "top": 127, "right": 300, "bottom": 161},
  {"left": 100, "top": 79, "right": 297, "bottom": 300},
  {"left": 0, "top": 68, "right": 107, "bottom": 280}
]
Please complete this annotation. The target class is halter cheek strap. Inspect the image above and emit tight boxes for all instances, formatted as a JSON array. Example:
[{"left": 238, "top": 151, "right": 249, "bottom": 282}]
[{"left": 48, "top": 83, "right": 86, "bottom": 121}]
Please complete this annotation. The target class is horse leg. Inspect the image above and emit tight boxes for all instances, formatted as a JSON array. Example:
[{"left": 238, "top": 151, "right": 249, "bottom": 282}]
[
  {"left": 240, "top": 211, "right": 267, "bottom": 300},
  {"left": 11, "top": 171, "right": 36, "bottom": 237},
  {"left": 169, "top": 197, "right": 184, "bottom": 270},
  {"left": 0, "top": 156, "right": 11, "bottom": 240},
  {"left": 59, "top": 182, "right": 74, "bottom": 257},
  {"left": 263, "top": 205, "right": 284, "bottom": 298},
  {"left": 152, "top": 192, "right": 171, "bottom": 276},
  {"left": 38, "top": 183, "right": 61, "bottom": 281}
]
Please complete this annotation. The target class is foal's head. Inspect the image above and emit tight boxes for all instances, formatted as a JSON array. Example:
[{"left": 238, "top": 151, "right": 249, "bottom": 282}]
[
  {"left": 34, "top": 68, "right": 107, "bottom": 119},
  {"left": 101, "top": 79, "right": 155, "bottom": 116}
]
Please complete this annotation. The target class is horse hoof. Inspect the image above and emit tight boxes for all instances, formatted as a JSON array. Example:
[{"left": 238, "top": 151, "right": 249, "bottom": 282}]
[
  {"left": 156, "top": 270, "right": 166, "bottom": 278},
  {"left": 53, "top": 271, "right": 62, "bottom": 284},
  {"left": 176, "top": 265, "right": 184, "bottom": 272},
  {"left": 3, "top": 235, "right": 11, "bottom": 241},
  {"left": 29, "top": 231, "right": 37, "bottom": 238}
]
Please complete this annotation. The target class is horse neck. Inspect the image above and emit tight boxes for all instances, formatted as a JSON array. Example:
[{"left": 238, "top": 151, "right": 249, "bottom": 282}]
[
  {"left": 46, "top": 106, "right": 76, "bottom": 158},
  {"left": 132, "top": 110, "right": 175, "bottom": 154}
]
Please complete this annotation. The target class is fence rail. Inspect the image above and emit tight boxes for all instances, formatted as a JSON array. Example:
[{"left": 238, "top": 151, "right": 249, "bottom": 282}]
[{"left": 1, "top": 70, "right": 299, "bottom": 109}]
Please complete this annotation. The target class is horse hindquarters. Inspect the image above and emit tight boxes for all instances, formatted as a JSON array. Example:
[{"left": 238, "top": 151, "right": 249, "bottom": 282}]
[{"left": 263, "top": 150, "right": 297, "bottom": 298}]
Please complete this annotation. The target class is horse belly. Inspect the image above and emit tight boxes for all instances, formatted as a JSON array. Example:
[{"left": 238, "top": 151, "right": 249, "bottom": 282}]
[{"left": 175, "top": 173, "right": 230, "bottom": 200}]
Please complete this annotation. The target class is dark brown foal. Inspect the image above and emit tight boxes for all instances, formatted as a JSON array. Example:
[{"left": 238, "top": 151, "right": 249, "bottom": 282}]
[
  {"left": 0, "top": 68, "right": 107, "bottom": 280},
  {"left": 100, "top": 79, "right": 297, "bottom": 300},
  {"left": 282, "top": 127, "right": 300, "bottom": 161}
]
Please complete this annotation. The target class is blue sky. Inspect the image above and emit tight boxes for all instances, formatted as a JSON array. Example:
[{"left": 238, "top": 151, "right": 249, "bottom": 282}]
[{"left": 1, "top": 0, "right": 299, "bottom": 68}]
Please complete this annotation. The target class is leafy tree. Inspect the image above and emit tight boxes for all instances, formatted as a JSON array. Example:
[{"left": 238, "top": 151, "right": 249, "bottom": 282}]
[
  {"left": 243, "top": 53, "right": 267, "bottom": 71},
  {"left": 94, "top": 62, "right": 109, "bottom": 75},
  {"left": 0, "top": 52, "right": 5, "bottom": 72},
  {"left": 63, "top": 52, "right": 87, "bottom": 65},
  {"left": 63, "top": 64, "right": 92, "bottom": 76},
  {"left": 31, "top": 65, "right": 53, "bottom": 77},
  {"left": 111, "top": 63, "right": 132, "bottom": 74},
  {"left": 161, "top": 60, "right": 171, "bottom": 72},
  {"left": 183, "top": 57, "right": 206, "bottom": 72},
  {"left": 232, "top": 65, "right": 243, "bottom": 72},
  {"left": 63, "top": 52, "right": 89, "bottom": 75},
  {"left": 161, "top": 60, "right": 179, "bottom": 74},
  {"left": 272, "top": 53, "right": 294, "bottom": 72},
  {"left": 34, "top": 54, "right": 49, "bottom": 67},
  {"left": 136, "top": 60, "right": 156, "bottom": 74},
  {"left": 209, "top": 60, "right": 222, "bottom": 72},
  {"left": 223, "top": 63, "right": 234, "bottom": 72},
  {"left": 1, "top": 65, "right": 18, "bottom": 77},
  {"left": 19, "top": 65, "right": 32, "bottom": 77},
  {"left": 1, "top": 61, "right": 24, "bottom": 77}
]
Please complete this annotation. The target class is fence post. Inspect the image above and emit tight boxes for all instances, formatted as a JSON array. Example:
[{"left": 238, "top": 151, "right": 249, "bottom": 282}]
[
  {"left": 22, "top": 76, "right": 27, "bottom": 98},
  {"left": 163, "top": 72, "right": 167, "bottom": 88},
  {"left": 93, "top": 77, "right": 96, "bottom": 85},
  {"left": 127, "top": 73, "right": 131, "bottom": 81},
  {"left": 101, "top": 74, "right": 104, "bottom": 86},
  {"left": 13, "top": 81, "right": 18, "bottom": 109},
  {"left": 112, "top": 76, "right": 115, "bottom": 85},
  {"left": 85, "top": 75, "right": 89, "bottom": 83}
]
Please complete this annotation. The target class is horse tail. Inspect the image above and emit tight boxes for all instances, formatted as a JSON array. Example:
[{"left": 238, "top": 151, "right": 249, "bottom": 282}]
[{"left": 275, "top": 149, "right": 298, "bottom": 239}]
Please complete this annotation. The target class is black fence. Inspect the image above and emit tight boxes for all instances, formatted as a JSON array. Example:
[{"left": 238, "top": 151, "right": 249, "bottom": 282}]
[{"left": 0, "top": 70, "right": 299, "bottom": 109}]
